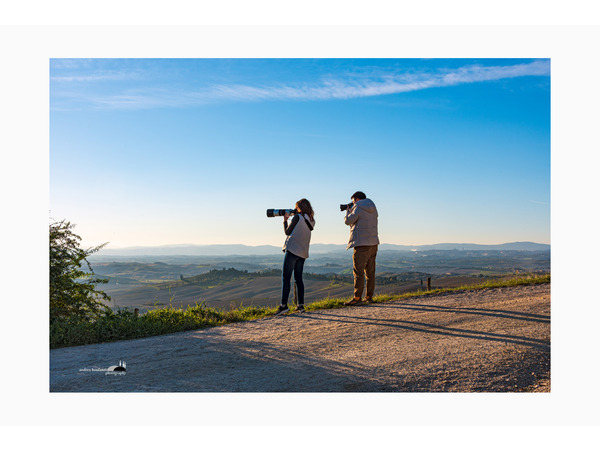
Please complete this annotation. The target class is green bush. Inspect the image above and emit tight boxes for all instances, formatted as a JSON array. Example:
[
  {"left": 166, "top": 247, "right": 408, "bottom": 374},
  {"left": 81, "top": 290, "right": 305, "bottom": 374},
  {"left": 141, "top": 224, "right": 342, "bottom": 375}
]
[
  {"left": 49, "top": 220, "right": 111, "bottom": 320},
  {"left": 50, "top": 302, "right": 275, "bottom": 348}
]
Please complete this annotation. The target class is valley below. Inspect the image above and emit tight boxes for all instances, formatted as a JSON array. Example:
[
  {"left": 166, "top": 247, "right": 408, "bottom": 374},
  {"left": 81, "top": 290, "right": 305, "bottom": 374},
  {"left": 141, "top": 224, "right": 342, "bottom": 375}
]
[{"left": 87, "top": 249, "right": 550, "bottom": 313}]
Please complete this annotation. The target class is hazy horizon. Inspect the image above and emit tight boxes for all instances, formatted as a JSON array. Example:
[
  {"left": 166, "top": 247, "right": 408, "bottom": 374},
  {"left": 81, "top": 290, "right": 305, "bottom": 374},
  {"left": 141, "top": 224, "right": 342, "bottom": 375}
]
[
  {"left": 102, "top": 239, "right": 551, "bottom": 250},
  {"left": 94, "top": 241, "right": 551, "bottom": 258}
]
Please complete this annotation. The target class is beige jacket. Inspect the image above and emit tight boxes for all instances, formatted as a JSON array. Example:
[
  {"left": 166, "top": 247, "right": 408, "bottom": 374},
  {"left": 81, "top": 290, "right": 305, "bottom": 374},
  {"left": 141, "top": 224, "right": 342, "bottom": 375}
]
[{"left": 344, "top": 198, "right": 379, "bottom": 249}]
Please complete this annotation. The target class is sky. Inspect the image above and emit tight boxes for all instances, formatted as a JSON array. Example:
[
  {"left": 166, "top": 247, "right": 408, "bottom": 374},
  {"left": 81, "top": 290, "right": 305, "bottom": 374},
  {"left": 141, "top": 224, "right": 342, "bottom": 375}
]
[{"left": 49, "top": 58, "right": 551, "bottom": 249}]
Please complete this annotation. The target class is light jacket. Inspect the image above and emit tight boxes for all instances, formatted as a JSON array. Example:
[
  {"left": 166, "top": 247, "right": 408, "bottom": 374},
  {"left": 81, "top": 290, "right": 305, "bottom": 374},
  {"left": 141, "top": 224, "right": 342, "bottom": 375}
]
[
  {"left": 344, "top": 198, "right": 379, "bottom": 249},
  {"left": 283, "top": 213, "right": 315, "bottom": 259}
]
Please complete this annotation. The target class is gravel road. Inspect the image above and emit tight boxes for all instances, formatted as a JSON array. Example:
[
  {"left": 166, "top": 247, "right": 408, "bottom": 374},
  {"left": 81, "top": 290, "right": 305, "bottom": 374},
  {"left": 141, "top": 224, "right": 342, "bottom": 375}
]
[{"left": 50, "top": 283, "right": 550, "bottom": 392}]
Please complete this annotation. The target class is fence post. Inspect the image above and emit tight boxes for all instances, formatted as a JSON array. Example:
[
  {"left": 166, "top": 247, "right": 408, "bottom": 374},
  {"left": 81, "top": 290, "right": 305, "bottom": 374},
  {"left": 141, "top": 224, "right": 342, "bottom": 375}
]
[
  {"left": 134, "top": 308, "right": 139, "bottom": 317},
  {"left": 427, "top": 277, "right": 431, "bottom": 291},
  {"left": 293, "top": 281, "right": 298, "bottom": 307}
]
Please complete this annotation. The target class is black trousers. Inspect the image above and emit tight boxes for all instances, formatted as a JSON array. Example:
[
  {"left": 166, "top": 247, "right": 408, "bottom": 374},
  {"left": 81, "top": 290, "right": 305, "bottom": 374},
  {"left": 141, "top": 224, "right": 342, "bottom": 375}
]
[{"left": 281, "top": 251, "right": 305, "bottom": 305}]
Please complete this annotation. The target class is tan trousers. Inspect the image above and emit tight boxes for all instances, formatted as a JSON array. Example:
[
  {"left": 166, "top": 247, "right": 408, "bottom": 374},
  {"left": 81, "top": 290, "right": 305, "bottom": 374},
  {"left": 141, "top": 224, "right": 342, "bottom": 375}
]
[{"left": 352, "top": 245, "right": 378, "bottom": 299}]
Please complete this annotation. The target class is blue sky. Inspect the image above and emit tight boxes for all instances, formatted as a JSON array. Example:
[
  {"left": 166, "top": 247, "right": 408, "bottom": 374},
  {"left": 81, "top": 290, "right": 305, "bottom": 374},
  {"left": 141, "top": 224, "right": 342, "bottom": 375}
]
[{"left": 49, "top": 58, "right": 550, "bottom": 248}]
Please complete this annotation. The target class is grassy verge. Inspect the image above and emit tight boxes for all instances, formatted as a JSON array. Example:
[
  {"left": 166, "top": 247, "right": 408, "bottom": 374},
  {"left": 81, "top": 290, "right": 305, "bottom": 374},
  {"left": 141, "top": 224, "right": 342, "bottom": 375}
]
[
  {"left": 50, "top": 303, "right": 272, "bottom": 349},
  {"left": 306, "top": 273, "right": 550, "bottom": 310},
  {"left": 50, "top": 273, "right": 550, "bottom": 349}
]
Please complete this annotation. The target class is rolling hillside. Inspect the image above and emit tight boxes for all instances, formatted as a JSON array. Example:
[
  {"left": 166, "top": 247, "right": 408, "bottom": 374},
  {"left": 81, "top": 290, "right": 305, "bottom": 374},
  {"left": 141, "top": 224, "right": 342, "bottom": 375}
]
[
  {"left": 90, "top": 249, "right": 550, "bottom": 313},
  {"left": 100, "top": 269, "right": 500, "bottom": 313}
]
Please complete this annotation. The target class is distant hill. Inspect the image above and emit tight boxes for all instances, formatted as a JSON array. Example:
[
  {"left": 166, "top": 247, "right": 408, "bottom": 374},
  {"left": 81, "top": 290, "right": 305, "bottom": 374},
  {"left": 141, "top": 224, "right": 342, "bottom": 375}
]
[
  {"left": 98, "top": 241, "right": 550, "bottom": 256},
  {"left": 380, "top": 242, "right": 551, "bottom": 252},
  {"left": 97, "top": 244, "right": 282, "bottom": 256}
]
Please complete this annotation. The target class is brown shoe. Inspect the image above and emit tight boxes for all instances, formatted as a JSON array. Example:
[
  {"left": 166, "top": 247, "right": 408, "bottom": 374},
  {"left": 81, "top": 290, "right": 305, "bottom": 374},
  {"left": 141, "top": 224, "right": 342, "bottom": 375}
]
[
  {"left": 364, "top": 297, "right": 373, "bottom": 303},
  {"left": 345, "top": 297, "right": 363, "bottom": 306}
]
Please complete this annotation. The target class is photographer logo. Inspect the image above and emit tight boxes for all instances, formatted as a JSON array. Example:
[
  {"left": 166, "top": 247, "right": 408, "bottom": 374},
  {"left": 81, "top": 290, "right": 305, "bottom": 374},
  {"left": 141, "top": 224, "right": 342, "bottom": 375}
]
[{"left": 78, "top": 360, "right": 127, "bottom": 376}]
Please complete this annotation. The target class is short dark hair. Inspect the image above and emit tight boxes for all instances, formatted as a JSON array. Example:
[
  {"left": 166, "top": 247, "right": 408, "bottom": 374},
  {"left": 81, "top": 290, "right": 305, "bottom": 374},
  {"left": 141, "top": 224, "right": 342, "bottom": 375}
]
[{"left": 351, "top": 191, "right": 366, "bottom": 201}]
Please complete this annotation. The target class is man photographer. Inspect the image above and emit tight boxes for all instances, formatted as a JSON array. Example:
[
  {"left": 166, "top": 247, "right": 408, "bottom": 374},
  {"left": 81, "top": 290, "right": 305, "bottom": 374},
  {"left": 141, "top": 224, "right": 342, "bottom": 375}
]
[{"left": 343, "top": 191, "right": 379, "bottom": 305}]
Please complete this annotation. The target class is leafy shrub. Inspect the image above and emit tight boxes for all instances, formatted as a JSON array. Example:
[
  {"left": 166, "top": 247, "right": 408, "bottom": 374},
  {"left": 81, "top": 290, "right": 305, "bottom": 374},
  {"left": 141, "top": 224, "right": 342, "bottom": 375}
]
[{"left": 49, "top": 220, "right": 111, "bottom": 320}]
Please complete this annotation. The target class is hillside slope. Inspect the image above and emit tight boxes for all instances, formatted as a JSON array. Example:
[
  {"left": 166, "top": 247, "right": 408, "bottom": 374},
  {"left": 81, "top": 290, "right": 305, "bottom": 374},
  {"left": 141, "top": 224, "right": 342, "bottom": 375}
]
[{"left": 49, "top": 283, "right": 550, "bottom": 392}]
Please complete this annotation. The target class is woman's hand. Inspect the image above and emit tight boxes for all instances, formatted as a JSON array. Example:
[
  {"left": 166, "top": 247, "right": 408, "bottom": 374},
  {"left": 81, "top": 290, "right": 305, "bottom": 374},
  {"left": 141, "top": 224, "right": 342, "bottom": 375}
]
[{"left": 284, "top": 212, "right": 290, "bottom": 221}]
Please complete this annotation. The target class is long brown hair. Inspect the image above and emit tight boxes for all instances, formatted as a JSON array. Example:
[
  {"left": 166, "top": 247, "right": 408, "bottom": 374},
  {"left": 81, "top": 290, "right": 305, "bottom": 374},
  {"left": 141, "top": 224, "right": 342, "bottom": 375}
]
[{"left": 295, "top": 198, "right": 314, "bottom": 221}]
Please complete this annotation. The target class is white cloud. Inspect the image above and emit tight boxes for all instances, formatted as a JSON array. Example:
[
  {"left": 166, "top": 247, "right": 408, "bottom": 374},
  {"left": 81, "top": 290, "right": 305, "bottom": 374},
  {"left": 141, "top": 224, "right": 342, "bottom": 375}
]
[
  {"left": 50, "top": 70, "right": 144, "bottom": 83},
  {"left": 52, "top": 60, "right": 551, "bottom": 110}
]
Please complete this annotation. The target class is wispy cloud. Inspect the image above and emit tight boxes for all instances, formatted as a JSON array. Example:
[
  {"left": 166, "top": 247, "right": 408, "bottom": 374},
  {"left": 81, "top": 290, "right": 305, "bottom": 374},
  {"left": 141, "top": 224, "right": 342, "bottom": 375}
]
[
  {"left": 51, "top": 60, "right": 550, "bottom": 110},
  {"left": 50, "top": 70, "right": 144, "bottom": 83}
]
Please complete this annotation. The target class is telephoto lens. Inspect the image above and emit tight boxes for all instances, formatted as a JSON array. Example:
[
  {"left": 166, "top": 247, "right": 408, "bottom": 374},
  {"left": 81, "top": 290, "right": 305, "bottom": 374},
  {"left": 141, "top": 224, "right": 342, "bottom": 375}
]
[
  {"left": 340, "top": 204, "right": 352, "bottom": 211},
  {"left": 266, "top": 209, "right": 295, "bottom": 218}
]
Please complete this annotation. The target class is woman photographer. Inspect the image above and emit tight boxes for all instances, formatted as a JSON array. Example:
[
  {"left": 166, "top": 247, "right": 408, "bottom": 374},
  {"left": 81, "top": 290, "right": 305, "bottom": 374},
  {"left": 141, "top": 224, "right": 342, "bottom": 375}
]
[{"left": 274, "top": 198, "right": 315, "bottom": 315}]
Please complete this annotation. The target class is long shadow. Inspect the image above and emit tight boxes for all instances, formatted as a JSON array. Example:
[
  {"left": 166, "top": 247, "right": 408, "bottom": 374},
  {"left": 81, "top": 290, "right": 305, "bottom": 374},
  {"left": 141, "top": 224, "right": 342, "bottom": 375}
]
[
  {"left": 374, "top": 302, "right": 550, "bottom": 323},
  {"left": 180, "top": 333, "right": 408, "bottom": 392},
  {"left": 201, "top": 334, "right": 370, "bottom": 372},
  {"left": 49, "top": 295, "right": 551, "bottom": 392},
  {"left": 50, "top": 327, "right": 395, "bottom": 392},
  {"left": 292, "top": 310, "right": 549, "bottom": 350}
]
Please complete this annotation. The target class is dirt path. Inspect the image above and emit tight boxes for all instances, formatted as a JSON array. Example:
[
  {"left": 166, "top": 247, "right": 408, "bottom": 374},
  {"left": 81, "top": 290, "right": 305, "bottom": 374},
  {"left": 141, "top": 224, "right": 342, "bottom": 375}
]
[{"left": 49, "top": 283, "right": 550, "bottom": 392}]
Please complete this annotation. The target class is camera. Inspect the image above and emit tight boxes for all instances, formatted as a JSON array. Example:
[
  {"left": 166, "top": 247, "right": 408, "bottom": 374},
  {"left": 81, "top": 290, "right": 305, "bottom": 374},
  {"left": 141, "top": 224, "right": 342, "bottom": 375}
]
[
  {"left": 266, "top": 209, "right": 296, "bottom": 218},
  {"left": 340, "top": 203, "right": 352, "bottom": 212}
]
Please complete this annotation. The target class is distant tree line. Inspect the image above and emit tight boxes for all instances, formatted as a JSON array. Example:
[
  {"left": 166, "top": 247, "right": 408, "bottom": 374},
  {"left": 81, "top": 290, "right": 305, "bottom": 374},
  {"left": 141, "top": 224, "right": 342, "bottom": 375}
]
[
  {"left": 178, "top": 267, "right": 253, "bottom": 287},
  {"left": 176, "top": 268, "right": 436, "bottom": 287}
]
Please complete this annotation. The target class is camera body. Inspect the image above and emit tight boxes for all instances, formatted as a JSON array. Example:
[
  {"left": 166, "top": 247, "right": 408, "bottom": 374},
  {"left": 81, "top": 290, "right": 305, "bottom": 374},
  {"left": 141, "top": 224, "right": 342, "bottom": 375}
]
[
  {"left": 340, "top": 203, "right": 353, "bottom": 212},
  {"left": 266, "top": 209, "right": 296, "bottom": 218}
]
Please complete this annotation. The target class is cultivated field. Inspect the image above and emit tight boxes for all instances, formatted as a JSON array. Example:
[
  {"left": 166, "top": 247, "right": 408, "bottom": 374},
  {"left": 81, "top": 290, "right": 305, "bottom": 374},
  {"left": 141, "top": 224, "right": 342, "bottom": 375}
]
[{"left": 101, "top": 274, "right": 496, "bottom": 313}]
